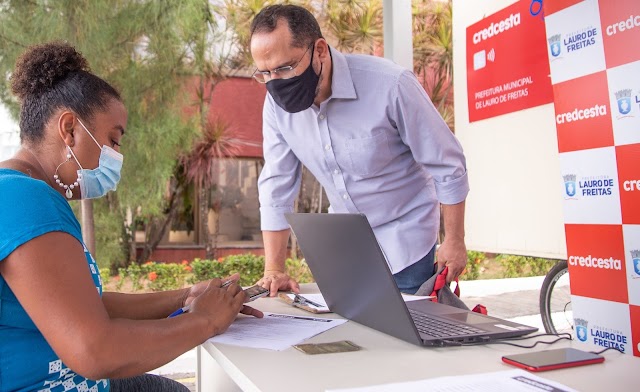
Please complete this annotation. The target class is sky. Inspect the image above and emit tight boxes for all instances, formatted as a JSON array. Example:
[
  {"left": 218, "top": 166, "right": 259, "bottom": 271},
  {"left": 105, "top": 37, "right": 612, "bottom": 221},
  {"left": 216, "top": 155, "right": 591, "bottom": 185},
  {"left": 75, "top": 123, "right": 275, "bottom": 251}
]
[{"left": 0, "top": 104, "right": 20, "bottom": 161}]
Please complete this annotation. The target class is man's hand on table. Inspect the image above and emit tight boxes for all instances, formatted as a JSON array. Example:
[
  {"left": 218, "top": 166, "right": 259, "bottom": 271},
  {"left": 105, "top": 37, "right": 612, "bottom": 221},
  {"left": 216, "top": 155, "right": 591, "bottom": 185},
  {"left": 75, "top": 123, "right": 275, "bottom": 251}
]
[{"left": 256, "top": 271, "right": 300, "bottom": 297}]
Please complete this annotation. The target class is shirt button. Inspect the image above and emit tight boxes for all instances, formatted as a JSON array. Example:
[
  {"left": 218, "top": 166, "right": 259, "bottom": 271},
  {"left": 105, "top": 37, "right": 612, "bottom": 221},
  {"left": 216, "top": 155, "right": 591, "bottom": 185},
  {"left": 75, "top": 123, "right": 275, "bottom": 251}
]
[
  {"left": 319, "top": 114, "right": 326, "bottom": 120},
  {"left": 343, "top": 194, "right": 349, "bottom": 200},
  {"left": 324, "top": 144, "right": 331, "bottom": 151},
  {"left": 333, "top": 169, "right": 339, "bottom": 174}
]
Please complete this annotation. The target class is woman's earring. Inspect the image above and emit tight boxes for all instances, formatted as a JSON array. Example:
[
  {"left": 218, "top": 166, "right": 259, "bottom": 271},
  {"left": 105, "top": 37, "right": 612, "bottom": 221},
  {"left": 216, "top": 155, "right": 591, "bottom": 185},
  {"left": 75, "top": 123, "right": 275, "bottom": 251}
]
[{"left": 54, "top": 147, "right": 81, "bottom": 199}]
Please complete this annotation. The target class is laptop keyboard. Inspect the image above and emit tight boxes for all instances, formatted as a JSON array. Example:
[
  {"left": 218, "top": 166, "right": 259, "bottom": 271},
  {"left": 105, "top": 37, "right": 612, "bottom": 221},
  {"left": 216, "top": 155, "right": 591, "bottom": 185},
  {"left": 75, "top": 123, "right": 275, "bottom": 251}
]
[{"left": 408, "top": 309, "right": 485, "bottom": 338}]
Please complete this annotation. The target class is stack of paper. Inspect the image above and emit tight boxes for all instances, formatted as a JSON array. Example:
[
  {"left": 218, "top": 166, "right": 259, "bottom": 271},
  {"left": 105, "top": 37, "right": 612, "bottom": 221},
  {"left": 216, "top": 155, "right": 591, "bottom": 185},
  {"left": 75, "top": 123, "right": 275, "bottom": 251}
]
[{"left": 209, "top": 312, "right": 347, "bottom": 351}]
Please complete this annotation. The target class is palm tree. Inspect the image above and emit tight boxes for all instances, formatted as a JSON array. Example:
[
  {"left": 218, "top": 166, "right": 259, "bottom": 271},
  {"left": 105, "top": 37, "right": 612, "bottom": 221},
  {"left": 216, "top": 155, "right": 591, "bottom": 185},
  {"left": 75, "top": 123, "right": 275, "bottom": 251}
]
[
  {"left": 323, "top": 0, "right": 383, "bottom": 54},
  {"left": 413, "top": 0, "right": 454, "bottom": 130},
  {"left": 412, "top": 0, "right": 454, "bottom": 244},
  {"left": 182, "top": 118, "right": 244, "bottom": 259}
]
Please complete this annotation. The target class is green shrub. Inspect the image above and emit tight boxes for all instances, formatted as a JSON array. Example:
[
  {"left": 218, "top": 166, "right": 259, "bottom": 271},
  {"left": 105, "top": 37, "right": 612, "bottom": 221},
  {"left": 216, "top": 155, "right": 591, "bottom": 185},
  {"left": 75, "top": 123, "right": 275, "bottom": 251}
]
[
  {"left": 529, "top": 257, "right": 561, "bottom": 276},
  {"left": 109, "top": 253, "right": 315, "bottom": 293},
  {"left": 109, "top": 252, "right": 564, "bottom": 293},
  {"left": 497, "top": 254, "right": 529, "bottom": 278},
  {"left": 99, "top": 268, "right": 111, "bottom": 285},
  {"left": 120, "top": 263, "right": 146, "bottom": 291},
  {"left": 145, "top": 262, "right": 189, "bottom": 291},
  {"left": 115, "top": 268, "right": 126, "bottom": 291},
  {"left": 190, "top": 254, "right": 266, "bottom": 286},
  {"left": 460, "top": 250, "right": 486, "bottom": 281},
  {"left": 113, "top": 261, "right": 190, "bottom": 292},
  {"left": 189, "top": 258, "right": 222, "bottom": 284},
  {"left": 285, "top": 258, "right": 315, "bottom": 283},
  {"left": 496, "top": 255, "right": 562, "bottom": 278},
  {"left": 189, "top": 254, "right": 315, "bottom": 286}
]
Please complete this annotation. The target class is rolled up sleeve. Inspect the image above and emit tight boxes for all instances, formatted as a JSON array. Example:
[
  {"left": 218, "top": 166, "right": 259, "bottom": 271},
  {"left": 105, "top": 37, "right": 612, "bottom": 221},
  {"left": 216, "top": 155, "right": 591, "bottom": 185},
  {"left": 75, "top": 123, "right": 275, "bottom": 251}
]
[
  {"left": 258, "top": 96, "right": 303, "bottom": 231},
  {"left": 393, "top": 70, "right": 470, "bottom": 205}
]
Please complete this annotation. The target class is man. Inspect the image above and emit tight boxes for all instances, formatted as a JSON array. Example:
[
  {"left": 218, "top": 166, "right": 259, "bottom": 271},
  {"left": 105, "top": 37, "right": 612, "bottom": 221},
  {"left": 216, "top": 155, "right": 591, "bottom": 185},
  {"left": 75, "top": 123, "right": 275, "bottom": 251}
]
[{"left": 250, "top": 4, "right": 469, "bottom": 295}]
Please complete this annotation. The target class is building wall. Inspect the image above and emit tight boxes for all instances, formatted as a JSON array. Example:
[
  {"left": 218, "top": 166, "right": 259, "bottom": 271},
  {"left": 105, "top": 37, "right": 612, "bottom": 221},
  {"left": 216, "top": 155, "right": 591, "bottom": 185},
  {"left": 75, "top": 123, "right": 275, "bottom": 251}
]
[
  {"left": 139, "top": 77, "right": 269, "bottom": 261},
  {"left": 212, "top": 77, "right": 266, "bottom": 158},
  {"left": 137, "top": 245, "right": 269, "bottom": 263},
  {"left": 452, "top": 0, "right": 567, "bottom": 258},
  {"left": 184, "top": 76, "right": 266, "bottom": 158}
]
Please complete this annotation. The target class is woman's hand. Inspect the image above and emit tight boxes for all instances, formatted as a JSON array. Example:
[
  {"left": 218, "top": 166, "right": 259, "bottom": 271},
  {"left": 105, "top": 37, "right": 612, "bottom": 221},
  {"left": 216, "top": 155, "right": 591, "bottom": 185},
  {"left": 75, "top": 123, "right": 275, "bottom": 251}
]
[
  {"left": 184, "top": 274, "right": 263, "bottom": 325},
  {"left": 188, "top": 279, "right": 247, "bottom": 336},
  {"left": 183, "top": 273, "right": 240, "bottom": 307}
]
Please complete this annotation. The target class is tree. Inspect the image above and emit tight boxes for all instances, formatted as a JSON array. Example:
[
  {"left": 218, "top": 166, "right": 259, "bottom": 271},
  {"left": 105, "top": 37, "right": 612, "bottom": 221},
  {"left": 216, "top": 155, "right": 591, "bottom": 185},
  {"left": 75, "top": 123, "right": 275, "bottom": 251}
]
[
  {"left": 413, "top": 0, "right": 454, "bottom": 130},
  {"left": 0, "top": 0, "right": 208, "bottom": 270},
  {"left": 182, "top": 118, "right": 244, "bottom": 259},
  {"left": 322, "top": 0, "right": 383, "bottom": 54}
]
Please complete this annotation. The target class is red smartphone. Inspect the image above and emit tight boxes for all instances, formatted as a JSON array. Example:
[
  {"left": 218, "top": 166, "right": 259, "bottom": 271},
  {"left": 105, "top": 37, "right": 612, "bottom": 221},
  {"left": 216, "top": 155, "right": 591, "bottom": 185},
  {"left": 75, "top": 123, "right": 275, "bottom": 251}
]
[{"left": 502, "top": 348, "right": 604, "bottom": 372}]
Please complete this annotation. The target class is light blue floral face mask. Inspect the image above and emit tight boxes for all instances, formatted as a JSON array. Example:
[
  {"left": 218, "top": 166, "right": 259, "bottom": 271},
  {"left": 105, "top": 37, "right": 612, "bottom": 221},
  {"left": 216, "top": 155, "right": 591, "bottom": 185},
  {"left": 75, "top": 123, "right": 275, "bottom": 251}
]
[{"left": 67, "top": 118, "right": 124, "bottom": 199}]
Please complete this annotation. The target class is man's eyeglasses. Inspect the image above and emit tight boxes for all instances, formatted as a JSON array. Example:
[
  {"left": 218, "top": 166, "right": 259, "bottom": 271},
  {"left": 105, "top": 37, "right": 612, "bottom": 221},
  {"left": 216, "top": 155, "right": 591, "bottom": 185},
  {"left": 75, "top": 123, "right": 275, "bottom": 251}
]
[{"left": 252, "top": 45, "right": 312, "bottom": 84}]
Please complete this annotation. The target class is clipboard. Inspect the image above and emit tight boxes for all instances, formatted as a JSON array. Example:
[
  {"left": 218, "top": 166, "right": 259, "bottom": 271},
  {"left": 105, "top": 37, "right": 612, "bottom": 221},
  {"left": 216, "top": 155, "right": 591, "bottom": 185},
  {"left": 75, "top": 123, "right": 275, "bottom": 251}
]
[{"left": 278, "top": 293, "right": 332, "bottom": 314}]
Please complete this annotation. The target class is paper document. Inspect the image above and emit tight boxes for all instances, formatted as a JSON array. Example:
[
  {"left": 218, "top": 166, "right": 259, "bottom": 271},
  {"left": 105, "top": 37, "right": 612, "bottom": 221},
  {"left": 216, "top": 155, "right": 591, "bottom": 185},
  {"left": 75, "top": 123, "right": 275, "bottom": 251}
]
[
  {"left": 327, "top": 369, "right": 577, "bottom": 392},
  {"left": 209, "top": 312, "right": 347, "bottom": 351},
  {"left": 401, "top": 293, "right": 435, "bottom": 302}
]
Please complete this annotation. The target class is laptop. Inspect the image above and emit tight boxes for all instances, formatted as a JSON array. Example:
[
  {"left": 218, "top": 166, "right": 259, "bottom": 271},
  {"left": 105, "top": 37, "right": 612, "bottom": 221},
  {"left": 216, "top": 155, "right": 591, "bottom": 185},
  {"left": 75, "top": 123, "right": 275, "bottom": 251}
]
[{"left": 285, "top": 213, "right": 538, "bottom": 347}]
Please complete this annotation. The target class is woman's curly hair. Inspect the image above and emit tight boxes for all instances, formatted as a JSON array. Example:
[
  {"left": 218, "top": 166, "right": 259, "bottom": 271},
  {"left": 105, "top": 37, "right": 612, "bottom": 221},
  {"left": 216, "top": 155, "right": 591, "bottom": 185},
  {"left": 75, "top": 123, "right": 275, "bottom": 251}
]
[{"left": 10, "top": 41, "right": 120, "bottom": 144}]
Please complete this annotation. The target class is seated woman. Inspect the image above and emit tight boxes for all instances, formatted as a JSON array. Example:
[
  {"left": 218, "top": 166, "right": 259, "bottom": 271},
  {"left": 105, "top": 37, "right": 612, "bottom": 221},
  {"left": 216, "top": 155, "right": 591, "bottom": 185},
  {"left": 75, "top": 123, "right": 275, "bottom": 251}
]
[{"left": 0, "top": 41, "right": 262, "bottom": 392}]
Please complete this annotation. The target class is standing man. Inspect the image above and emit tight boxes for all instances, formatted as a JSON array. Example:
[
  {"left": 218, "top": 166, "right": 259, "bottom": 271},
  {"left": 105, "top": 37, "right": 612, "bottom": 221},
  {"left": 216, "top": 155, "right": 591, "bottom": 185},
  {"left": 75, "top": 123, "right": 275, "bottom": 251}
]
[{"left": 251, "top": 4, "right": 469, "bottom": 295}]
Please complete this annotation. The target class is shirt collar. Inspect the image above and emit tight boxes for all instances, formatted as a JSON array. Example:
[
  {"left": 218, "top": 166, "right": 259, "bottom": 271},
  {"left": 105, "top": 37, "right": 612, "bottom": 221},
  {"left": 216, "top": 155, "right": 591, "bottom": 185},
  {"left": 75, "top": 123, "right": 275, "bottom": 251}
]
[{"left": 329, "top": 47, "right": 357, "bottom": 100}]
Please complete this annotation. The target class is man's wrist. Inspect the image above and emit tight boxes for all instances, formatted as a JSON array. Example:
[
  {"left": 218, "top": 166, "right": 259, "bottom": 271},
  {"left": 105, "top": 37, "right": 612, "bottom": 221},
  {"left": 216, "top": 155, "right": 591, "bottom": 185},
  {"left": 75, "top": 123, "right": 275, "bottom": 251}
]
[{"left": 443, "top": 234, "right": 465, "bottom": 244}]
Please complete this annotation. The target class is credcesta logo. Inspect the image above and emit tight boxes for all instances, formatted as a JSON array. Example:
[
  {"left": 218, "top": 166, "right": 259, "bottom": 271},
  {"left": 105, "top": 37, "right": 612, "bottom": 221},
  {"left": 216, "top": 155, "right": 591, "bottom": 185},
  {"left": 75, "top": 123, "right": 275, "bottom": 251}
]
[
  {"left": 556, "top": 104, "right": 607, "bottom": 124},
  {"left": 472, "top": 13, "right": 521, "bottom": 44},
  {"left": 569, "top": 254, "right": 622, "bottom": 270},
  {"left": 623, "top": 179, "right": 640, "bottom": 192},
  {"left": 606, "top": 14, "right": 640, "bottom": 36}
]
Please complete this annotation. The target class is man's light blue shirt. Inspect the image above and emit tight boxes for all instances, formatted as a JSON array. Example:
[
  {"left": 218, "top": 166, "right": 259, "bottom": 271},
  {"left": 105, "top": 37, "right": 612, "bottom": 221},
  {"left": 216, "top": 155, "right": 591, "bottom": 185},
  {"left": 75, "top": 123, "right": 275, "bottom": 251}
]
[{"left": 258, "top": 47, "right": 469, "bottom": 273}]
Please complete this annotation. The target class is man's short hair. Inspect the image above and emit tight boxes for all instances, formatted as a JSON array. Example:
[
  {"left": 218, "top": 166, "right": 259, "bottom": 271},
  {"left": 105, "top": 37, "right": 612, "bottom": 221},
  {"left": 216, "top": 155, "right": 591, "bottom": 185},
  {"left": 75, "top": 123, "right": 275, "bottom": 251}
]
[{"left": 250, "top": 4, "right": 323, "bottom": 48}]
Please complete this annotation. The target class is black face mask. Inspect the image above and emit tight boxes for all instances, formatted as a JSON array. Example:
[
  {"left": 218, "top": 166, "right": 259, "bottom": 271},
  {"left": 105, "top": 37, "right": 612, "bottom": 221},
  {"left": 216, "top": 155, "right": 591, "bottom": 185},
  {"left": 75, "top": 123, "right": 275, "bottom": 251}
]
[{"left": 266, "top": 46, "right": 323, "bottom": 113}]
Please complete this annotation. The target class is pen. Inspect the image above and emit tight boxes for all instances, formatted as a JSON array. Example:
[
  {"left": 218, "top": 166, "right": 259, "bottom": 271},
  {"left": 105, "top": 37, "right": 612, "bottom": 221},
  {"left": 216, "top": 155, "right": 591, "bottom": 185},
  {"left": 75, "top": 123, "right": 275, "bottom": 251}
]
[{"left": 167, "top": 279, "right": 234, "bottom": 318}]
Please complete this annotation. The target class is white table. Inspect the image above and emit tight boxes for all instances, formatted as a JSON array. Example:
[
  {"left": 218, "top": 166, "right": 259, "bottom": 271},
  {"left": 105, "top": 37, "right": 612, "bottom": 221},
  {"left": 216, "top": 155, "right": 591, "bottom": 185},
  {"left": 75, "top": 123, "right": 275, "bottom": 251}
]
[{"left": 196, "top": 284, "right": 636, "bottom": 391}]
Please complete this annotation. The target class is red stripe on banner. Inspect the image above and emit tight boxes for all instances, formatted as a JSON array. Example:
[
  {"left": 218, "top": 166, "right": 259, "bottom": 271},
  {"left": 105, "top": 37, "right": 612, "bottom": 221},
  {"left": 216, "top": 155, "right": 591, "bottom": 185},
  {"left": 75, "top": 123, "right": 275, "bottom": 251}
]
[
  {"left": 565, "top": 224, "right": 628, "bottom": 304},
  {"left": 631, "top": 305, "right": 640, "bottom": 357},
  {"left": 543, "top": 0, "right": 585, "bottom": 16},
  {"left": 616, "top": 144, "right": 640, "bottom": 224},
  {"left": 599, "top": 0, "right": 640, "bottom": 69},
  {"left": 553, "top": 71, "right": 613, "bottom": 152},
  {"left": 466, "top": 0, "right": 553, "bottom": 122}
]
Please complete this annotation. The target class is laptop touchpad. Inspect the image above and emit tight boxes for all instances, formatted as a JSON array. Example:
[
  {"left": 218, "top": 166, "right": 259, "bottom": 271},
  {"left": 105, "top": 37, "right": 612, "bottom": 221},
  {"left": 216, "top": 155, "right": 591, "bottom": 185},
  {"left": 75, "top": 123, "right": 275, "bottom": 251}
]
[{"left": 444, "top": 312, "right": 495, "bottom": 325}]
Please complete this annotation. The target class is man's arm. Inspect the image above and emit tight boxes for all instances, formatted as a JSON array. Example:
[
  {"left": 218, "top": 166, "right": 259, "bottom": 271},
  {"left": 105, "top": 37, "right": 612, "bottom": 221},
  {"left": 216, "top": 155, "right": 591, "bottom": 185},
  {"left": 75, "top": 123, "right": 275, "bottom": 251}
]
[
  {"left": 437, "top": 201, "right": 468, "bottom": 282},
  {"left": 392, "top": 70, "right": 470, "bottom": 282},
  {"left": 255, "top": 95, "right": 303, "bottom": 295},
  {"left": 257, "top": 229, "right": 300, "bottom": 296}
]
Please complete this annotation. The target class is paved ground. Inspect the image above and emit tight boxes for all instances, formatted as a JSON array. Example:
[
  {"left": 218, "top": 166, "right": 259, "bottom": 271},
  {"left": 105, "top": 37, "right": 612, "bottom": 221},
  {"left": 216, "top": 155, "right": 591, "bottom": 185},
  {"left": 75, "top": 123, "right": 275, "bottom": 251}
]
[
  {"left": 459, "top": 276, "right": 545, "bottom": 322},
  {"left": 151, "top": 276, "right": 548, "bottom": 391}
]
